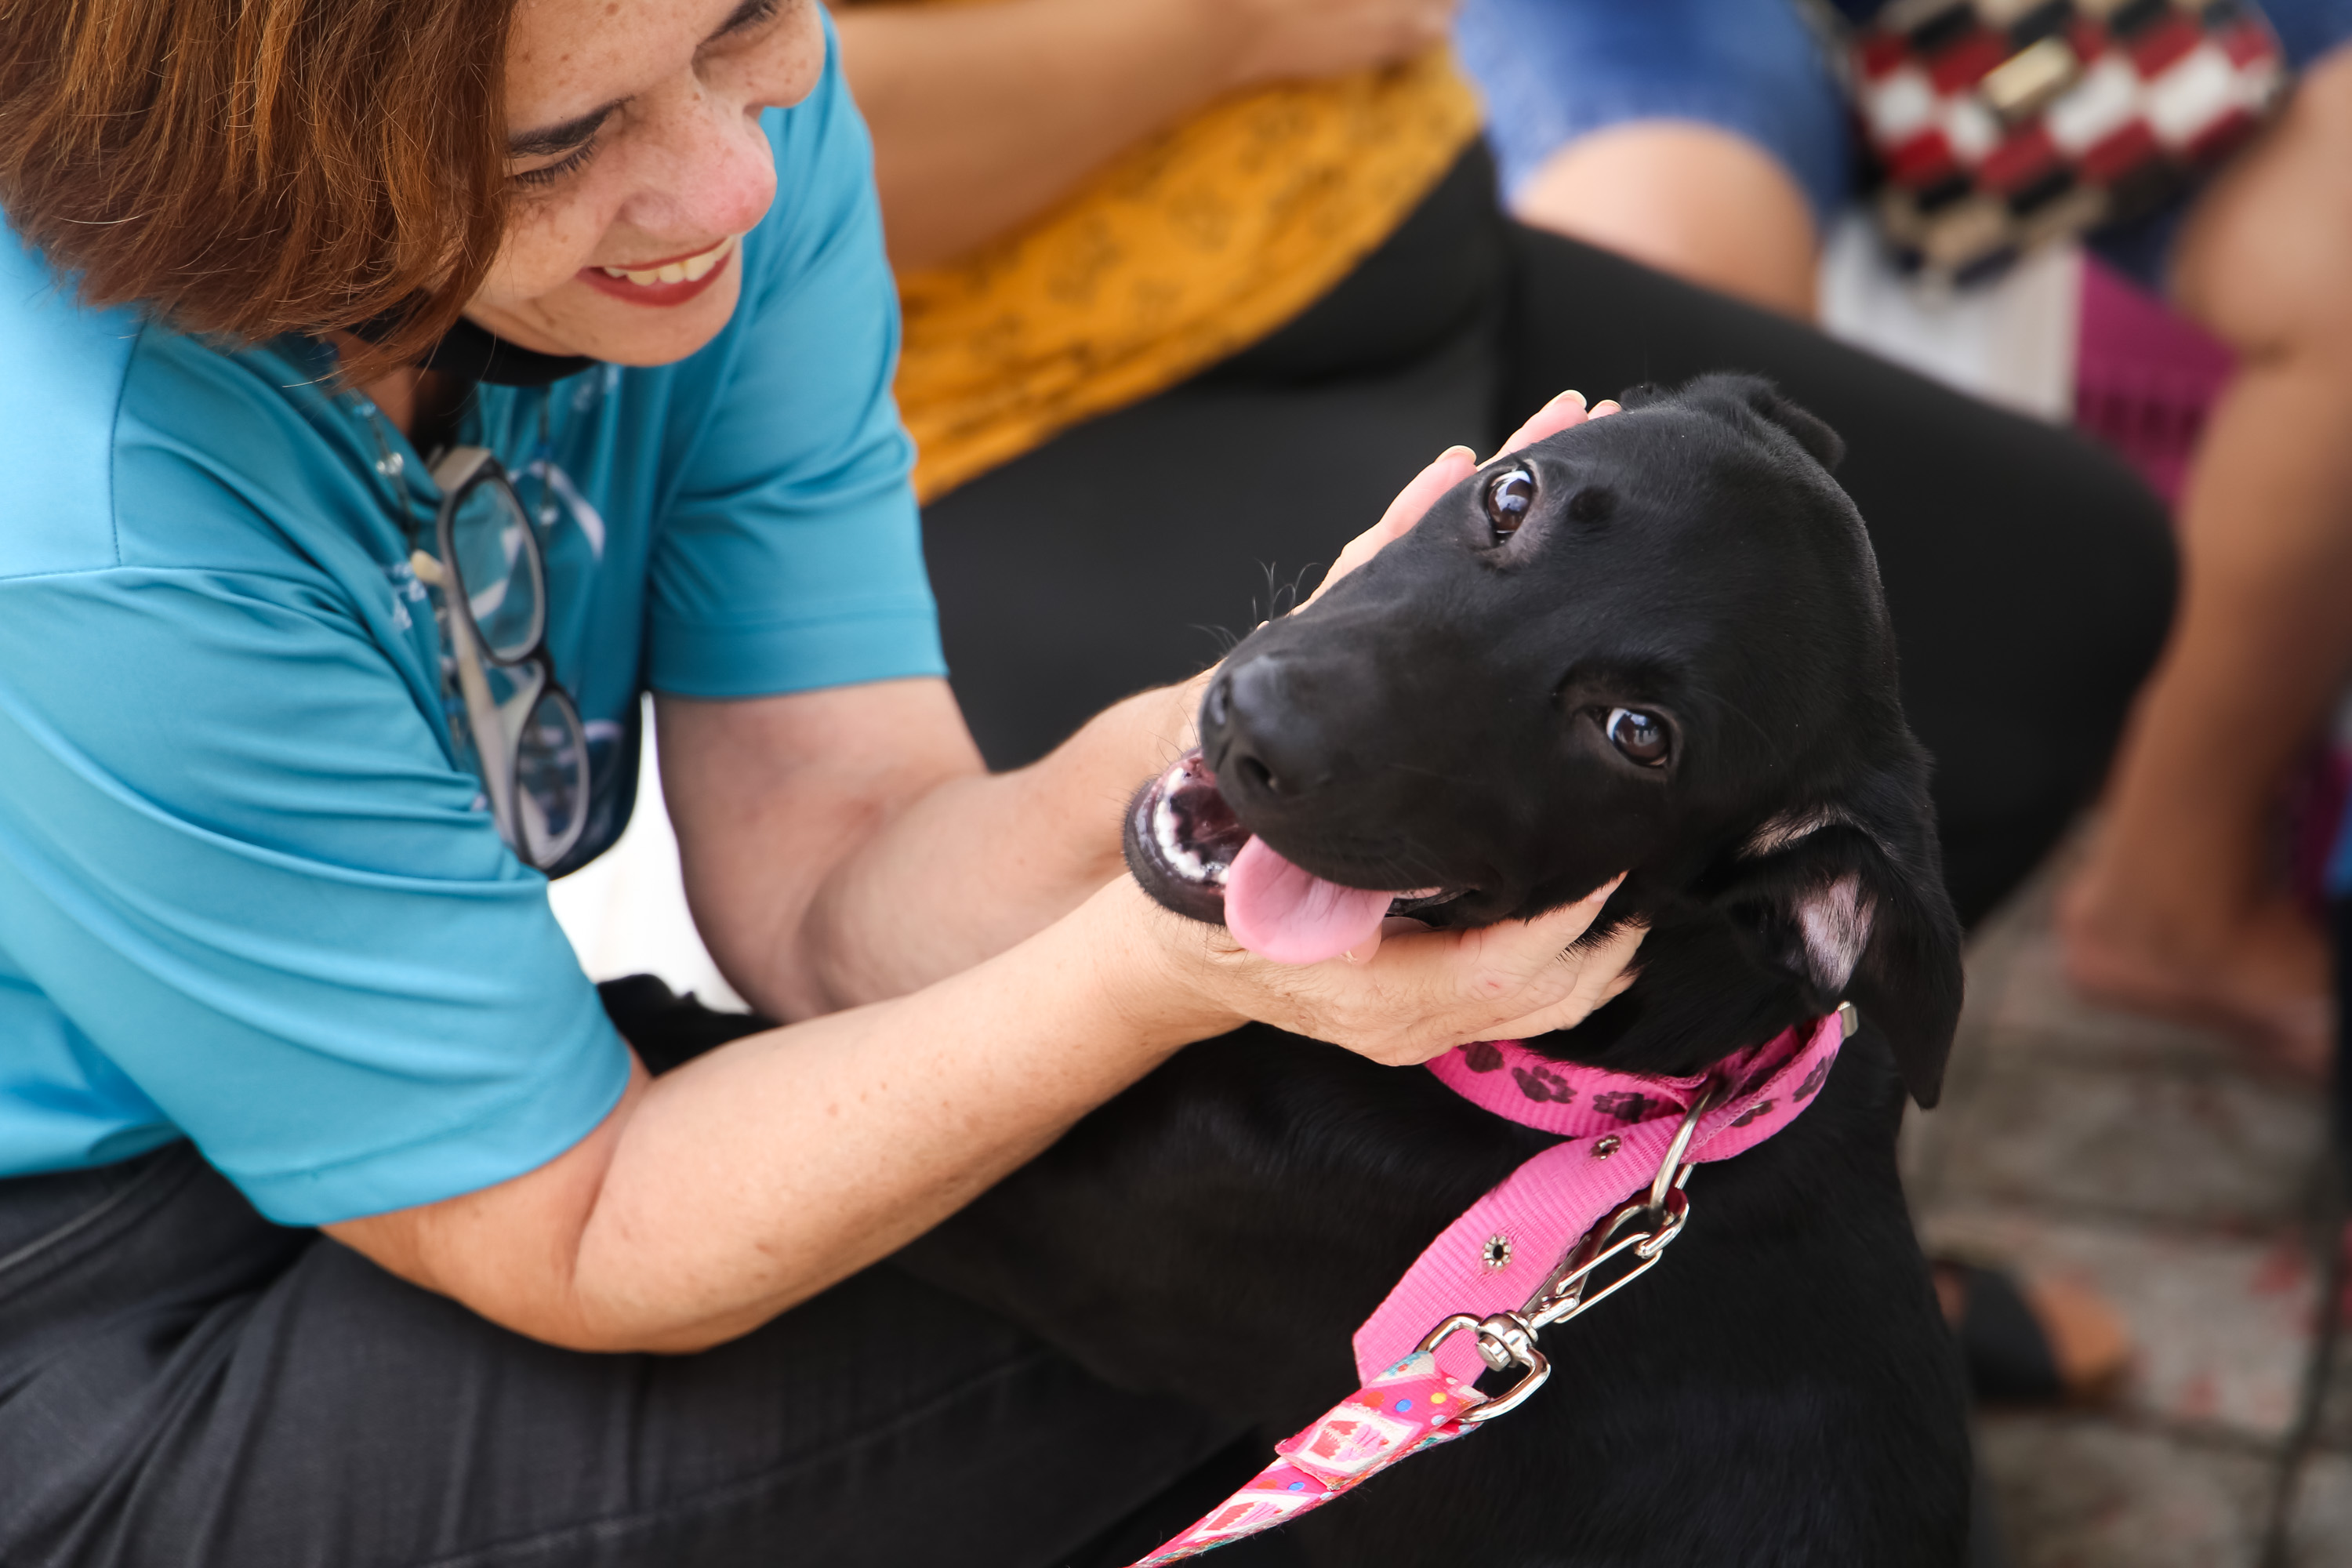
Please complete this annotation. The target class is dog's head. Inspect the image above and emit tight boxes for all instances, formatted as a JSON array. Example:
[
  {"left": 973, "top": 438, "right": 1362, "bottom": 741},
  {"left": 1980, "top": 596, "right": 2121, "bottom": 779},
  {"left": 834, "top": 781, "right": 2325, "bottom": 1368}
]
[{"left": 1126, "top": 374, "right": 1963, "bottom": 1105}]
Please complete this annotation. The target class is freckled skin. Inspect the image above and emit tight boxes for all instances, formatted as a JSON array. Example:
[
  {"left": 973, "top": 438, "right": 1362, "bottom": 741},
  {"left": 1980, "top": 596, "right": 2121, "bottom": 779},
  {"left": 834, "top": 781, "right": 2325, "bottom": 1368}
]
[{"left": 466, "top": 0, "right": 826, "bottom": 366}]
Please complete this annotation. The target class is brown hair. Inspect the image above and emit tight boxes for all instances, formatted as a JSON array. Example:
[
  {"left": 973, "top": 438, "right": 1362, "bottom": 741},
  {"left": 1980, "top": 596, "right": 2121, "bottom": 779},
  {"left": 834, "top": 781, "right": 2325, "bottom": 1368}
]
[{"left": 0, "top": 0, "right": 514, "bottom": 380}]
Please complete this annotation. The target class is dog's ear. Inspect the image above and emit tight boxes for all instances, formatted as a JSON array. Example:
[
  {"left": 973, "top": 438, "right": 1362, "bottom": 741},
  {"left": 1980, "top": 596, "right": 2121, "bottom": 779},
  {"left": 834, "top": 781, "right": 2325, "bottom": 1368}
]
[
  {"left": 1709, "top": 771, "right": 1963, "bottom": 1106},
  {"left": 1613, "top": 381, "right": 1670, "bottom": 412},
  {"left": 1735, "top": 380, "right": 1844, "bottom": 473},
  {"left": 1651, "top": 372, "right": 1846, "bottom": 473}
]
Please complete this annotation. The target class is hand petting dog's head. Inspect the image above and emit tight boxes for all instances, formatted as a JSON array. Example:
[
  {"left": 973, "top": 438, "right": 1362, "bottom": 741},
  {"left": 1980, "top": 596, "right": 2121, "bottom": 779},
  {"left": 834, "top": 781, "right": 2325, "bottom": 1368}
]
[{"left": 1127, "top": 373, "right": 1963, "bottom": 1104}]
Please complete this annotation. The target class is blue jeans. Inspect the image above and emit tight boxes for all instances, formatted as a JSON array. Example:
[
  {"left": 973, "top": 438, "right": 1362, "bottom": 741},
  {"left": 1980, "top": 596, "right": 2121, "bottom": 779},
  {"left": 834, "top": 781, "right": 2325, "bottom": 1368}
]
[{"left": 1456, "top": 0, "right": 2352, "bottom": 284}]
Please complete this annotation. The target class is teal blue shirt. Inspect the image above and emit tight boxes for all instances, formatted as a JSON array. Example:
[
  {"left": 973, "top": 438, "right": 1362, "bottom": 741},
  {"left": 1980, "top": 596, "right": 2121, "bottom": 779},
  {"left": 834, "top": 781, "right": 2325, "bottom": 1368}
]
[{"left": 0, "top": 43, "right": 944, "bottom": 1225}]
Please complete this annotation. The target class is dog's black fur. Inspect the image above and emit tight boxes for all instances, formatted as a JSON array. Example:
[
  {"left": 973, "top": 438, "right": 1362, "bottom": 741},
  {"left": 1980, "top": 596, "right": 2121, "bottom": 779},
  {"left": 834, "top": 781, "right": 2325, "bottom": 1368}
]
[{"left": 902, "top": 375, "right": 1972, "bottom": 1564}]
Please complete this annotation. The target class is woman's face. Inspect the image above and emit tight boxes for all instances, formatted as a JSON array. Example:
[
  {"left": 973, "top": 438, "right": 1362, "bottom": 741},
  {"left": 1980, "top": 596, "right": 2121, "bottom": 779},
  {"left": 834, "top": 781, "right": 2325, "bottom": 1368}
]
[{"left": 465, "top": 0, "right": 825, "bottom": 365}]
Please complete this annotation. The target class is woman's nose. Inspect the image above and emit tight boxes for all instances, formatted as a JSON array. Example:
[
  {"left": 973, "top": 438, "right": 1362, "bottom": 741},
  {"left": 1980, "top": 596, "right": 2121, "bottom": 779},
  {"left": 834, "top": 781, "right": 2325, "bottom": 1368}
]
[{"left": 622, "top": 93, "right": 779, "bottom": 243}]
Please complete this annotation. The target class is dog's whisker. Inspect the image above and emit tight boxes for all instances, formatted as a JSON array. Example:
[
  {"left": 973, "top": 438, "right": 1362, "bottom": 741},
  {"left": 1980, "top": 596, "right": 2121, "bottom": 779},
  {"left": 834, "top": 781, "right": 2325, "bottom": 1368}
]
[{"left": 1189, "top": 622, "right": 1244, "bottom": 659}]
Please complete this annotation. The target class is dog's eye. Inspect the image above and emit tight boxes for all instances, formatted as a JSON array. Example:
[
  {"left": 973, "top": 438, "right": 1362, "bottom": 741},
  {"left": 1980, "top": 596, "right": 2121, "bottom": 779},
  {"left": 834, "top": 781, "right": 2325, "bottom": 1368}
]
[
  {"left": 1606, "top": 707, "right": 1671, "bottom": 766},
  {"left": 1483, "top": 465, "right": 1535, "bottom": 540}
]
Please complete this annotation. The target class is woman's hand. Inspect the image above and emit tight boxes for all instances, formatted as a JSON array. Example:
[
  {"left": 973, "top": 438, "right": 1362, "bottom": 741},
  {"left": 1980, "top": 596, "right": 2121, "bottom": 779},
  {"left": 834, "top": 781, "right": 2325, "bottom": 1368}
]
[
  {"left": 1308, "top": 388, "right": 1620, "bottom": 608},
  {"left": 1212, "top": 0, "right": 1461, "bottom": 91},
  {"left": 840, "top": 0, "right": 1463, "bottom": 270},
  {"left": 1117, "top": 875, "right": 1644, "bottom": 1067}
]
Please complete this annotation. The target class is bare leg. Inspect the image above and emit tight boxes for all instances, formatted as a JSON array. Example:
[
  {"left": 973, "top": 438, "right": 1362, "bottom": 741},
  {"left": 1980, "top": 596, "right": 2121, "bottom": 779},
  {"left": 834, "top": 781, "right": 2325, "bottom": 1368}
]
[
  {"left": 2058, "top": 50, "right": 2352, "bottom": 1076},
  {"left": 1505, "top": 119, "right": 1820, "bottom": 318}
]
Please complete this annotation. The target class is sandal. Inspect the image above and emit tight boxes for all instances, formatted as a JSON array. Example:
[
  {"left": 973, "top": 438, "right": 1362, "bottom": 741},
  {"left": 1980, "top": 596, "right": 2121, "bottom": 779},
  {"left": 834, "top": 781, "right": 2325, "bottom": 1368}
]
[{"left": 1933, "top": 1258, "right": 2132, "bottom": 1405}]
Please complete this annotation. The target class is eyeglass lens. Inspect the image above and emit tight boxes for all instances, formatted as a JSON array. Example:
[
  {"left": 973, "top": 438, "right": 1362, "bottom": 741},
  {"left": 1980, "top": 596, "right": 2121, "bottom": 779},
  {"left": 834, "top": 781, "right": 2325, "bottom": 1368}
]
[
  {"left": 445, "top": 477, "right": 544, "bottom": 663},
  {"left": 514, "top": 685, "right": 591, "bottom": 868}
]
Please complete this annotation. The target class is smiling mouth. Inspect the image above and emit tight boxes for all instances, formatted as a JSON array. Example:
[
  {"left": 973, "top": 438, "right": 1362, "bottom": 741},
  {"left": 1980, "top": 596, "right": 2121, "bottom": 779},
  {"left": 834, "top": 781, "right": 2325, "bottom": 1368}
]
[
  {"left": 593, "top": 234, "right": 737, "bottom": 288},
  {"left": 1123, "top": 750, "right": 1460, "bottom": 964}
]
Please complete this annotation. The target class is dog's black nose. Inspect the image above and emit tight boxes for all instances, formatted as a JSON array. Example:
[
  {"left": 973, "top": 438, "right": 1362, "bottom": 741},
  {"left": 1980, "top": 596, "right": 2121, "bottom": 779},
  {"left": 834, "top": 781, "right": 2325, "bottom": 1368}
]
[{"left": 1207, "top": 659, "right": 1329, "bottom": 801}]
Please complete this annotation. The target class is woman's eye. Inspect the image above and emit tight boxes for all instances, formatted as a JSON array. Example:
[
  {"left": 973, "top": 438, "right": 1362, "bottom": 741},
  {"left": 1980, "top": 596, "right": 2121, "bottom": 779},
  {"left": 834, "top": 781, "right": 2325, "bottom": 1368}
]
[
  {"left": 718, "top": 0, "right": 785, "bottom": 35},
  {"left": 1606, "top": 707, "right": 1671, "bottom": 766},
  {"left": 513, "top": 141, "right": 600, "bottom": 188},
  {"left": 1483, "top": 465, "right": 1536, "bottom": 541}
]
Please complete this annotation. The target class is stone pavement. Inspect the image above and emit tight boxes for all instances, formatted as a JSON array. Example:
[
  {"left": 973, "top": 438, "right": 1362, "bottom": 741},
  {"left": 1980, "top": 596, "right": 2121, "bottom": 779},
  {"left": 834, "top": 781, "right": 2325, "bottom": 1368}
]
[{"left": 1904, "top": 852, "right": 2347, "bottom": 1566}]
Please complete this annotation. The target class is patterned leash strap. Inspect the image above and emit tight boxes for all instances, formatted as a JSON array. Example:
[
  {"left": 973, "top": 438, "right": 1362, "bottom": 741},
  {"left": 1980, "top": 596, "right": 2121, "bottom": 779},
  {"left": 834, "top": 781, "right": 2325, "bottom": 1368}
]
[
  {"left": 1132, "top": 1351, "right": 1488, "bottom": 1565},
  {"left": 1127, "top": 1006, "right": 1855, "bottom": 1565}
]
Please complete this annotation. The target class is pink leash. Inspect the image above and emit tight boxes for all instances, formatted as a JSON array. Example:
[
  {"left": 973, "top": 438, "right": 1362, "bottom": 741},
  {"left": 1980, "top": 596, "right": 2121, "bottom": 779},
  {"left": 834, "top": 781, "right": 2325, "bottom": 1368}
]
[{"left": 1128, "top": 1004, "right": 1855, "bottom": 1564}]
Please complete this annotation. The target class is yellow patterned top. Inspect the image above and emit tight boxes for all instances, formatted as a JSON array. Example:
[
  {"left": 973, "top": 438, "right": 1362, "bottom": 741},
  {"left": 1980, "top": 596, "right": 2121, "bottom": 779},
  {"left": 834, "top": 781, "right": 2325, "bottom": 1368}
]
[{"left": 885, "top": 46, "right": 1484, "bottom": 499}]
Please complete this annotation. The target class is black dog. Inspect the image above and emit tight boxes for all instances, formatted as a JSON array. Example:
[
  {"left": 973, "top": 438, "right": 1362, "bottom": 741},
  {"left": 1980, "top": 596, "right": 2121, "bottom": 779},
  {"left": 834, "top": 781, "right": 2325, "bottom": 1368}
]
[{"left": 903, "top": 375, "right": 1972, "bottom": 1565}]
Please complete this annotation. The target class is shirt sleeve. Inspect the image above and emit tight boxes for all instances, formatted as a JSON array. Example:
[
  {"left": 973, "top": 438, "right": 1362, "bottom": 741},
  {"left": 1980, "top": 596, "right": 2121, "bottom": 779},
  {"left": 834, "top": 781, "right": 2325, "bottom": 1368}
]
[
  {"left": 645, "top": 31, "right": 947, "bottom": 699},
  {"left": 0, "top": 550, "right": 631, "bottom": 1226}
]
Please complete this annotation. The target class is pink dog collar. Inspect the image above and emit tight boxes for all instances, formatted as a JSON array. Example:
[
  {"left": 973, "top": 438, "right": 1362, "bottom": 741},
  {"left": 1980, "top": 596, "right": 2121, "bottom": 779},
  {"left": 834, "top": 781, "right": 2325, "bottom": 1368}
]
[{"left": 1131, "top": 1005, "right": 1853, "bottom": 1564}]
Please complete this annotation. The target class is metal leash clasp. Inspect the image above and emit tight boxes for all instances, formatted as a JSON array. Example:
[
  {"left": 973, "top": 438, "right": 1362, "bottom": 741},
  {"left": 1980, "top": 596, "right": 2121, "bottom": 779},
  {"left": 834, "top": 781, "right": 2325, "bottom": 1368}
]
[
  {"left": 1411, "top": 1090, "right": 1718, "bottom": 1428},
  {"left": 1519, "top": 1087, "right": 1715, "bottom": 1333},
  {"left": 1417, "top": 1310, "right": 1551, "bottom": 1423}
]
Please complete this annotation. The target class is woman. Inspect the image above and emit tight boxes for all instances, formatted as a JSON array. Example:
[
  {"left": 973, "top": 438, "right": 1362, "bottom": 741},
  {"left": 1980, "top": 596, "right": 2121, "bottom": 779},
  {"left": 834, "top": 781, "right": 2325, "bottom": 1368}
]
[
  {"left": 835, "top": 0, "right": 2179, "bottom": 933},
  {"left": 0, "top": 2, "right": 1642, "bottom": 1562}
]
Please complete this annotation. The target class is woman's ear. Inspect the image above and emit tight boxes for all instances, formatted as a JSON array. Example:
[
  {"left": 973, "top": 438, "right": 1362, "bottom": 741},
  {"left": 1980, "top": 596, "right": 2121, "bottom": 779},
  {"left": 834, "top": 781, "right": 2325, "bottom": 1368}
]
[{"left": 1711, "top": 772, "right": 1964, "bottom": 1106}]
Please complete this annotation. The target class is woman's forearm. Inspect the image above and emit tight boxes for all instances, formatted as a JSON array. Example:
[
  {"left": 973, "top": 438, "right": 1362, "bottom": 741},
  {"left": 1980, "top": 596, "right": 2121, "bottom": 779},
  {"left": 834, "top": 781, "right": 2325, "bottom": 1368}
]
[
  {"left": 342, "top": 846, "right": 1635, "bottom": 1353},
  {"left": 797, "top": 673, "right": 1208, "bottom": 1010},
  {"left": 655, "top": 673, "right": 1203, "bottom": 1026},
  {"left": 328, "top": 878, "right": 1231, "bottom": 1354},
  {"left": 834, "top": 0, "right": 1239, "bottom": 269}
]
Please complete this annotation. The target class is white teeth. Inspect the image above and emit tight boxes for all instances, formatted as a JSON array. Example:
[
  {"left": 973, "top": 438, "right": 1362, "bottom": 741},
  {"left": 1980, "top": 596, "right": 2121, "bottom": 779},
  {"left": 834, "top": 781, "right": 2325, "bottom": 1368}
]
[{"left": 597, "top": 236, "right": 733, "bottom": 288}]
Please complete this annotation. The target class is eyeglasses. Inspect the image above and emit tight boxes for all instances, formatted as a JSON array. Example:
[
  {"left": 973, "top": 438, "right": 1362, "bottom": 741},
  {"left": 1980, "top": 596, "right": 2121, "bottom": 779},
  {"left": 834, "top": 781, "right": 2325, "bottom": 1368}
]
[{"left": 408, "top": 446, "right": 591, "bottom": 872}]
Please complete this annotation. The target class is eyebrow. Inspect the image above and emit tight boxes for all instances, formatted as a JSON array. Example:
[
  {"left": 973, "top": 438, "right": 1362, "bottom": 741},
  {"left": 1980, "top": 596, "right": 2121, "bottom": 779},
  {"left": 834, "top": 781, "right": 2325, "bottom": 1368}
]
[{"left": 505, "top": 0, "right": 782, "bottom": 158}]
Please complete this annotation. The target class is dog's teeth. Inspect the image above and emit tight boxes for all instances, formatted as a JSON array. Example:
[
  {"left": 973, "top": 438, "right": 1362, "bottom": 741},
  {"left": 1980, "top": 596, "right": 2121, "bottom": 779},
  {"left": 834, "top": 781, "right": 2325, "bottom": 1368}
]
[
  {"left": 655, "top": 262, "right": 688, "bottom": 284},
  {"left": 623, "top": 267, "right": 662, "bottom": 286},
  {"left": 1153, "top": 790, "right": 1219, "bottom": 885}
]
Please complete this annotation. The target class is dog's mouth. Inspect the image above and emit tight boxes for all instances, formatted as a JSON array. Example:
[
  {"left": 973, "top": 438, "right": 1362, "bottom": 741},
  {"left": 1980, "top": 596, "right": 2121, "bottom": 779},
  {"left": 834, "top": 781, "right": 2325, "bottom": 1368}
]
[{"left": 1123, "top": 750, "right": 1460, "bottom": 964}]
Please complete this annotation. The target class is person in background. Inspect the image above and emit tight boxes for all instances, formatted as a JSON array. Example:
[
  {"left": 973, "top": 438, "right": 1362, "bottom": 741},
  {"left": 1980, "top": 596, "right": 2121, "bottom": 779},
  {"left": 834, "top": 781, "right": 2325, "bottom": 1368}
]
[
  {"left": 833, "top": 0, "right": 2175, "bottom": 935},
  {"left": 1458, "top": 0, "right": 2352, "bottom": 1074}
]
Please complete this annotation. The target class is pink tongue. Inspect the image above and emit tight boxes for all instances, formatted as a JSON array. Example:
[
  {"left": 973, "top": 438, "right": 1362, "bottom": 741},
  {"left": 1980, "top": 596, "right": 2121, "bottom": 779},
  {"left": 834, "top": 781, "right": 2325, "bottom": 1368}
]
[{"left": 1222, "top": 836, "right": 1399, "bottom": 965}]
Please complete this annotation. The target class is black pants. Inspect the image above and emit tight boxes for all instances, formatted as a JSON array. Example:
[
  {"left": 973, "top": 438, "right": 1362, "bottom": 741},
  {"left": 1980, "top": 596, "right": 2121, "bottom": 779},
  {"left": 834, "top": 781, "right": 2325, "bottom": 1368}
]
[
  {"left": 0, "top": 1128, "right": 1261, "bottom": 1568},
  {"left": 927, "top": 149, "right": 2177, "bottom": 927}
]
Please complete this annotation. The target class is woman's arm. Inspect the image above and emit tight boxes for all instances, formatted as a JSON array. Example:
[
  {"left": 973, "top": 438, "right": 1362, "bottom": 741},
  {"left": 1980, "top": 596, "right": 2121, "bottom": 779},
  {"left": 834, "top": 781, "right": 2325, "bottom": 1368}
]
[
  {"left": 662, "top": 414, "right": 1558, "bottom": 1018},
  {"left": 326, "top": 401, "right": 1627, "bottom": 1353},
  {"left": 668, "top": 395, "right": 1604, "bottom": 1021},
  {"left": 657, "top": 672, "right": 1203, "bottom": 1019},
  {"left": 835, "top": 0, "right": 1457, "bottom": 269},
  {"left": 328, "top": 878, "right": 1217, "bottom": 1353},
  {"left": 327, "top": 867, "right": 1635, "bottom": 1353}
]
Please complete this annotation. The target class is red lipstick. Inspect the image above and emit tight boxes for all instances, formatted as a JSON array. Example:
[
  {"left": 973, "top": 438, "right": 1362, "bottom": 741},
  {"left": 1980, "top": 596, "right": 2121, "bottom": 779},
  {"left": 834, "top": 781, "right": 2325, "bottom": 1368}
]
[{"left": 575, "top": 236, "right": 737, "bottom": 308}]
